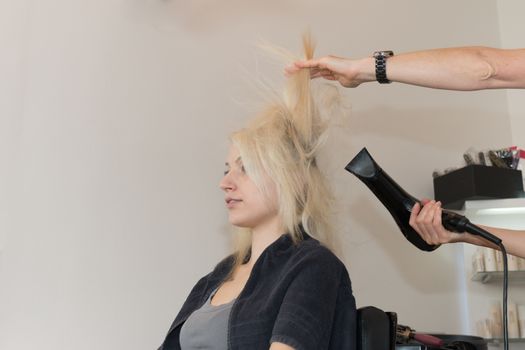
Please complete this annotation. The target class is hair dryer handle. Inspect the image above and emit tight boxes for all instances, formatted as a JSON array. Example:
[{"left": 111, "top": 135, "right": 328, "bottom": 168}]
[
  {"left": 441, "top": 209, "right": 502, "bottom": 245},
  {"left": 441, "top": 210, "right": 469, "bottom": 233}
]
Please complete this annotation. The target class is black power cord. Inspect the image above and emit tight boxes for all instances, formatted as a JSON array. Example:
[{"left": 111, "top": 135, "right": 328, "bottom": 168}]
[
  {"left": 498, "top": 243, "right": 509, "bottom": 350},
  {"left": 442, "top": 213, "right": 509, "bottom": 350},
  {"left": 446, "top": 218, "right": 509, "bottom": 350}
]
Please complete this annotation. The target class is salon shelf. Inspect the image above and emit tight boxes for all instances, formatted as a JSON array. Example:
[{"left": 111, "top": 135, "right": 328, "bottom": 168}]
[
  {"left": 460, "top": 198, "right": 525, "bottom": 346},
  {"left": 471, "top": 270, "right": 525, "bottom": 284},
  {"left": 486, "top": 337, "right": 525, "bottom": 346}
]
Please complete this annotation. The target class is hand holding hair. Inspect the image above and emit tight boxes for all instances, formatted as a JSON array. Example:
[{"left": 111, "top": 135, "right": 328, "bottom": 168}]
[
  {"left": 285, "top": 55, "right": 374, "bottom": 88},
  {"left": 286, "top": 47, "right": 525, "bottom": 91}
]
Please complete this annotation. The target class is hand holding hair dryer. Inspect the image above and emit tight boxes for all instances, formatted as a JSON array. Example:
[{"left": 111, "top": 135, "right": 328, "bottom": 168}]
[{"left": 345, "top": 148, "right": 502, "bottom": 252}]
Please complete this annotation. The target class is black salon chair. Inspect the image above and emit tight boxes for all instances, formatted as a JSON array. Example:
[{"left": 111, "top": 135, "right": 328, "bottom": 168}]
[
  {"left": 357, "top": 306, "right": 488, "bottom": 350},
  {"left": 357, "top": 306, "right": 396, "bottom": 350}
]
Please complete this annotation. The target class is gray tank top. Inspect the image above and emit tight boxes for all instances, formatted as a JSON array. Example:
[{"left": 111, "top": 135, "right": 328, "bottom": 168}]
[{"left": 179, "top": 290, "right": 235, "bottom": 350}]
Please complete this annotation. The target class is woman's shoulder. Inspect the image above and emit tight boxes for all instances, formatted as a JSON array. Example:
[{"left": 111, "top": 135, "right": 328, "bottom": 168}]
[
  {"left": 291, "top": 236, "right": 346, "bottom": 271},
  {"left": 296, "top": 235, "right": 339, "bottom": 256},
  {"left": 292, "top": 237, "right": 354, "bottom": 292}
]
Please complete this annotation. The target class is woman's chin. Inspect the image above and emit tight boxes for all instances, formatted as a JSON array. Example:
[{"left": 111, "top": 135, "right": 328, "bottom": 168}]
[
  {"left": 230, "top": 221, "right": 252, "bottom": 229},
  {"left": 228, "top": 217, "right": 254, "bottom": 229}
]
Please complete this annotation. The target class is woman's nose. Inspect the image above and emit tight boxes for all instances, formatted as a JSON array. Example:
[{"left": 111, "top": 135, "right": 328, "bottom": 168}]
[{"left": 220, "top": 172, "right": 236, "bottom": 192}]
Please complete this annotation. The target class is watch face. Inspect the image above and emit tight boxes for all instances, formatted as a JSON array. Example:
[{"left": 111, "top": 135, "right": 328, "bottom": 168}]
[{"left": 374, "top": 50, "right": 394, "bottom": 58}]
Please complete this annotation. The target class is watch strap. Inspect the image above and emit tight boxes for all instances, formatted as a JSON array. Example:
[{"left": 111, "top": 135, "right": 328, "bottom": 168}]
[{"left": 374, "top": 51, "right": 394, "bottom": 84}]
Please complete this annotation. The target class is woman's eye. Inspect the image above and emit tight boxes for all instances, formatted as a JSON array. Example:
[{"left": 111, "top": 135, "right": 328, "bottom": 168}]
[{"left": 223, "top": 165, "right": 244, "bottom": 176}]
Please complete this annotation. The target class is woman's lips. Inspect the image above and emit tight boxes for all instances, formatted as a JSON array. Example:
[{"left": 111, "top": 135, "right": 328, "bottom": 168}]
[{"left": 226, "top": 199, "right": 242, "bottom": 209}]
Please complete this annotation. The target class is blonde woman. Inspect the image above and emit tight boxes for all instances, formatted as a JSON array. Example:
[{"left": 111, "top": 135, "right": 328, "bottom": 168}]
[{"left": 158, "top": 36, "right": 356, "bottom": 350}]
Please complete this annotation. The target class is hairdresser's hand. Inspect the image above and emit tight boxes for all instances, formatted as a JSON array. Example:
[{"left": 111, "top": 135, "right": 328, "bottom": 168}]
[
  {"left": 285, "top": 56, "right": 375, "bottom": 88},
  {"left": 409, "top": 199, "right": 464, "bottom": 245}
]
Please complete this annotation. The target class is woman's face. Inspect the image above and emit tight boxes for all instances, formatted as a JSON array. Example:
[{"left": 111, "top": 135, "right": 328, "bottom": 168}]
[{"left": 220, "top": 145, "right": 280, "bottom": 229}]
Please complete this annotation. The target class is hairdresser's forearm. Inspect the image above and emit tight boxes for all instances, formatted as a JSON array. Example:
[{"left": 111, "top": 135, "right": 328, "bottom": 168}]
[
  {"left": 364, "top": 47, "right": 525, "bottom": 90},
  {"left": 456, "top": 226, "right": 525, "bottom": 258}
]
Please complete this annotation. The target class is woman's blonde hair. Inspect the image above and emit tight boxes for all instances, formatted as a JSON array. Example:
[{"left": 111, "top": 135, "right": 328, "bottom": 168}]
[{"left": 229, "top": 34, "right": 338, "bottom": 270}]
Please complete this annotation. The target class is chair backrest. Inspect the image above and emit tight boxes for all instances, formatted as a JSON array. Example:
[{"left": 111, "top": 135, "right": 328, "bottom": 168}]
[{"left": 356, "top": 306, "right": 396, "bottom": 350}]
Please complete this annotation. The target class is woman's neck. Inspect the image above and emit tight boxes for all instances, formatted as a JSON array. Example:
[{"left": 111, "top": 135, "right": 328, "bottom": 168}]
[{"left": 247, "top": 218, "right": 285, "bottom": 268}]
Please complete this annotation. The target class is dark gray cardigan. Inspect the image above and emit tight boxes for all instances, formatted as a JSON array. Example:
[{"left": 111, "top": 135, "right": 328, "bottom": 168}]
[{"left": 158, "top": 233, "right": 357, "bottom": 350}]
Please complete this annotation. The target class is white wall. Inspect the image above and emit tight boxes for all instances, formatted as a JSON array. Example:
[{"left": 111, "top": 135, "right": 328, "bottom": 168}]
[{"left": 0, "top": 1, "right": 514, "bottom": 349}]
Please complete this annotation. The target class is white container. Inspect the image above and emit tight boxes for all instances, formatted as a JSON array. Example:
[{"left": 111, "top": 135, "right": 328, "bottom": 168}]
[
  {"left": 495, "top": 250, "right": 504, "bottom": 271},
  {"left": 518, "top": 257, "right": 525, "bottom": 271},
  {"left": 490, "top": 301, "right": 503, "bottom": 338},
  {"left": 518, "top": 304, "right": 525, "bottom": 339},
  {"left": 484, "top": 248, "right": 497, "bottom": 272},
  {"left": 472, "top": 248, "right": 485, "bottom": 273},
  {"left": 508, "top": 254, "right": 520, "bottom": 271},
  {"left": 476, "top": 319, "right": 491, "bottom": 338},
  {"left": 508, "top": 302, "right": 520, "bottom": 338}
]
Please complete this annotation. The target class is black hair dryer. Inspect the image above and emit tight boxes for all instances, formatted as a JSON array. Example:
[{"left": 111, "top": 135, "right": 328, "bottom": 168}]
[
  {"left": 345, "top": 148, "right": 501, "bottom": 252},
  {"left": 345, "top": 148, "right": 438, "bottom": 251}
]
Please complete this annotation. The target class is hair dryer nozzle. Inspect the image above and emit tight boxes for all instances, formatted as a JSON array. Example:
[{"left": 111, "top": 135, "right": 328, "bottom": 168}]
[{"left": 346, "top": 148, "right": 440, "bottom": 252}]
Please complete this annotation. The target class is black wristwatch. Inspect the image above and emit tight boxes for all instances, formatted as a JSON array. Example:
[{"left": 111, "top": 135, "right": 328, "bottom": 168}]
[{"left": 373, "top": 50, "right": 394, "bottom": 84}]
